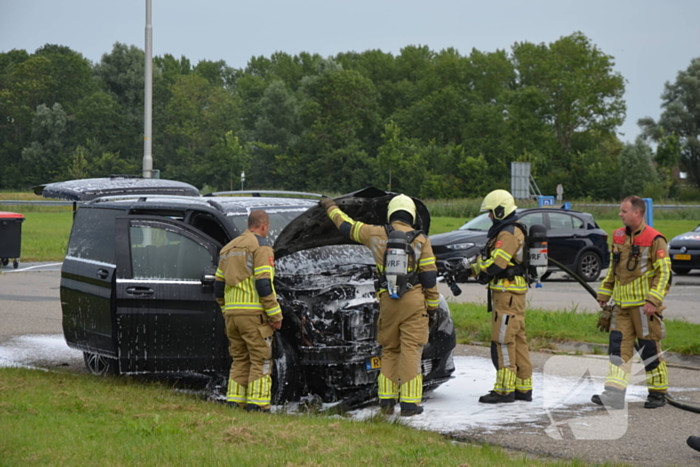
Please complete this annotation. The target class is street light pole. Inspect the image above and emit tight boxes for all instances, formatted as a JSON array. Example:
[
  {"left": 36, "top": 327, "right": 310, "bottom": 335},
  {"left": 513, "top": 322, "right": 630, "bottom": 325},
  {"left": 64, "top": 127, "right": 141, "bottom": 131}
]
[
  {"left": 241, "top": 171, "right": 245, "bottom": 190},
  {"left": 142, "top": 0, "right": 153, "bottom": 178}
]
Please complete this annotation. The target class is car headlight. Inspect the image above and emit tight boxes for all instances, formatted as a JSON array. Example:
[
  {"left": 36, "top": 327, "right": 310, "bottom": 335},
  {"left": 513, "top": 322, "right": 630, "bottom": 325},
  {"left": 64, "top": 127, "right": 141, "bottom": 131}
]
[{"left": 446, "top": 243, "right": 475, "bottom": 251}]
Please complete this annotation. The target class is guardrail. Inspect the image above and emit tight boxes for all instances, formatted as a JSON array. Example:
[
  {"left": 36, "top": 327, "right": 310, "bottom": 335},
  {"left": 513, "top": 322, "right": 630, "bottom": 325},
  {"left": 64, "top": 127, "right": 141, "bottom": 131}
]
[{"left": 575, "top": 204, "right": 700, "bottom": 210}]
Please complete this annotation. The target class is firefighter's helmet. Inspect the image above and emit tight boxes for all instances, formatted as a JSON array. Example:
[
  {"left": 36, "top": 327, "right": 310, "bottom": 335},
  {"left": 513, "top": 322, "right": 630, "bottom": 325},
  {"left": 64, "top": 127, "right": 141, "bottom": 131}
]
[
  {"left": 387, "top": 194, "right": 416, "bottom": 224},
  {"left": 480, "top": 189, "right": 517, "bottom": 220}
]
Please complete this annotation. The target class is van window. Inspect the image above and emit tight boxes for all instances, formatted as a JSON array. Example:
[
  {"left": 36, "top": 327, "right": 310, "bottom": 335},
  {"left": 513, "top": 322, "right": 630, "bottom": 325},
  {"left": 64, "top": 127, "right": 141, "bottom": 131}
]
[
  {"left": 130, "top": 225, "right": 213, "bottom": 280},
  {"left": 226, "top": 207, "right": 310, "bottom": 243},
  {"left": 67, "top": 207, "right": 121, "bottom": 263}
]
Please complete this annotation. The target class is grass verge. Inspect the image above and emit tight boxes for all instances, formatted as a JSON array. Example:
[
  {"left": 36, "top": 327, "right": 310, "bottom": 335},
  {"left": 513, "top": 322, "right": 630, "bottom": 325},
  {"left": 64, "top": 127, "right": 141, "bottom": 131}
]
[
  {"left": 0, "top": 367, "right": 590, "bottom": 467},
  {"left": 449, "top": 302, "right": 700, "bottom": 355},
  {"left": 0, "top": 205, "right": 72, "bottom": 262}
]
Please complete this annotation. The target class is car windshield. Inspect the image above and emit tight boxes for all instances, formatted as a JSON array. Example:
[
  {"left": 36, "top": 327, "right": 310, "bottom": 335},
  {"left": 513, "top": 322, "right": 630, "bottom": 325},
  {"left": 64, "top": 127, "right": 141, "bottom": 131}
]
[
  {"left": 458, "top": 212, "right": 492, "bottom": 231},
  {"left": 226, "top": 207, "right": 311, "bottom": 243}
]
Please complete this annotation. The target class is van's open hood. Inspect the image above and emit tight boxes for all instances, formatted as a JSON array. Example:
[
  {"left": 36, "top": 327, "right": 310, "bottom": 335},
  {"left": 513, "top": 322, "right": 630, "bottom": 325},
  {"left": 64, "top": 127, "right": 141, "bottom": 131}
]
[
  {"left": 273, "top": 187, "right": 431, "bottom": 259},
  {"left": 33, "top": 176, "right": 200, "bottom": 201}
]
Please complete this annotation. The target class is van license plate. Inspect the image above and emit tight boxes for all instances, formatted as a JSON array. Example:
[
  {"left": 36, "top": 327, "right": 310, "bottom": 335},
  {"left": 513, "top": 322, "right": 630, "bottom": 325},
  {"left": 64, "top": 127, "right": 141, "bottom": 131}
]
[
  {"left": 366, "top": 356, "right": 381, "bottom": 370},
  {"left": 674, "top": 254, "right": 691, "bottom": 260}
]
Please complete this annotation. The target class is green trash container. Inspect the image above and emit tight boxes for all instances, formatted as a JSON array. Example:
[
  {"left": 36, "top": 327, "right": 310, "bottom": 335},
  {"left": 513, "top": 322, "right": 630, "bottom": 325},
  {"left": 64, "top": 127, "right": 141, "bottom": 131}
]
[{"left": 0, "top": 211, "right": 25, "bottom": 269}]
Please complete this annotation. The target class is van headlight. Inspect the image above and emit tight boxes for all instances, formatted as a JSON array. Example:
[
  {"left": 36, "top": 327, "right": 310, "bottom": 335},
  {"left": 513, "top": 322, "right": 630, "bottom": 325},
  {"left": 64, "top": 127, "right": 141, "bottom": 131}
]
[{"left": 446, "top": 243, "right": 475, "bottom": 251}]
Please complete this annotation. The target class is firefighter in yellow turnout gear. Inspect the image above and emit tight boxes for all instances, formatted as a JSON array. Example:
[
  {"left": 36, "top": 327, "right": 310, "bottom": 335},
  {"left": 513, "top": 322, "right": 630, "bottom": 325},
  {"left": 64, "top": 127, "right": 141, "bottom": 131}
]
[
  {"left": 470, "top": 189, "right": 533, "bottom": 404},
  {"left": 214, "top": 210, "right": 283, "bottom": 413},
  {"left": 592, "top": 196, "right": 671, "bottom": 410},
  {"left": 319, "top": 194, "right": 440, "bottom": 417}
]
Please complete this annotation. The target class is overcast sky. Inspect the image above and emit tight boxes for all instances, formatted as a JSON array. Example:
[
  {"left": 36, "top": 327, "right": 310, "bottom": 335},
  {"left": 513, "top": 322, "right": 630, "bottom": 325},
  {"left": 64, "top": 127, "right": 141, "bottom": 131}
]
[{"left": 1, "top": 0, "right": 699, "bottom": 142}]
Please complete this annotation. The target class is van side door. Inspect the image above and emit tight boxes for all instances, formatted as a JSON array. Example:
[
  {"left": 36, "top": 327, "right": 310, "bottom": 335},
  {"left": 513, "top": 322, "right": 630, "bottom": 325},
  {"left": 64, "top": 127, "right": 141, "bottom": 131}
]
[
  {"left": 61, "top": 207, "right": 122, "bottom": 358},
  {"left": 114, "top": 216, "right": 228, "bottom": 374}
]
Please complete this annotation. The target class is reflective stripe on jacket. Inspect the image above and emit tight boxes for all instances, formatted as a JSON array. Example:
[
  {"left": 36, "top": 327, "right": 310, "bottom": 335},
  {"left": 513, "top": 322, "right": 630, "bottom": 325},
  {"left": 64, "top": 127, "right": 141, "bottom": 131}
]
[
  {"left": 215, "top": 230, "right": 281, "bottom": 320},
  {"left": 472, "top": 224, "right": 527, "bottom": 294},
  {"left": 597, "top": 223, "right": 671, "bottom": 307},
  {"left": 325, "top": 205, "right": 440, "bottom": 309}
]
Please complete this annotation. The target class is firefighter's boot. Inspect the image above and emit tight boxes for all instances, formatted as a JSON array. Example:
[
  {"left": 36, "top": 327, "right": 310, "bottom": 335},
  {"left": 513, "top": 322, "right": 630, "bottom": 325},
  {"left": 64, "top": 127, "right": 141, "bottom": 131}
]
[
  {"left": 515, "top": 390, "right": 533, "bottom": 402},
  {"left": 479, "top": 391, "right": 515, "bottom": 404},
  {"left": 399, "top": 402, "right": 424, "bottom": 417},
  {"left": 687, "top": 436, "right": 700, "bottom": 452},
  {"left": 591, "top": 387, "right": 625, "bottom": 410},
  {"left": 378, "top": 374, "right": 399, "bottom": 415},
  {"left": 644, "top": 392, "right": 666, "bottom": 409},
  {"left": 379, "top": 398, "right": 397, "bottom": 415},
  {"left": 245, "top": 404, "right": 271, "bottom": 414}
]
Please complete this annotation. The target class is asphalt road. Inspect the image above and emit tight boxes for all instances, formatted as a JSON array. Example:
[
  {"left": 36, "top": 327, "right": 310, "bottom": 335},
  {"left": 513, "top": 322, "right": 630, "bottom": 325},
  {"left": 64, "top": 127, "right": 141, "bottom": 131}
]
[
  {"left": 438, "top": 269, "right": 700, "bottom": 324},
  {"left": 2, "top": 264, "right": 700, "bottom": 466}
]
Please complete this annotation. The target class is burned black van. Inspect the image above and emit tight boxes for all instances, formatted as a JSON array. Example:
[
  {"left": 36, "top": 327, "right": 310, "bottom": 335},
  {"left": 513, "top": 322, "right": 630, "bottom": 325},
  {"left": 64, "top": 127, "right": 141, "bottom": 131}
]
[{"left": 38, "top": 178, "right": 456, "bottom": 407}]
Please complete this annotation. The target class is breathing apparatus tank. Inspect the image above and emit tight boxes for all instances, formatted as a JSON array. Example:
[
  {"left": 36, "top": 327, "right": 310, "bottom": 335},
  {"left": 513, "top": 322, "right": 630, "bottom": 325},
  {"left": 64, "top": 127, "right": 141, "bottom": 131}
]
[
  {"left": 385, "top": 229, "right": 410, "bottom": 299},
  {"left": 528, "top": 224, "right": 548, "bottom": 287}
]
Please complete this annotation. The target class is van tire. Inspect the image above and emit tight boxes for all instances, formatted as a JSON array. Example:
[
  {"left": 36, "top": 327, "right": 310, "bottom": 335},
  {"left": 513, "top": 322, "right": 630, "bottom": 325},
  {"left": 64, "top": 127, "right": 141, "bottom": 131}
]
[{"left": 271, "top": 334, "right": 302, "bottom": 405}]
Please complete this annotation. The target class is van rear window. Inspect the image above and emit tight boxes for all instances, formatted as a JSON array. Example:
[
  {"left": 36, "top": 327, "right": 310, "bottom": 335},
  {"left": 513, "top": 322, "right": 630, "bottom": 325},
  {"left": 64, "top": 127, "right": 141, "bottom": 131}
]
[{"left": 67, "top": 207, "right": 121, "bottom": 264}]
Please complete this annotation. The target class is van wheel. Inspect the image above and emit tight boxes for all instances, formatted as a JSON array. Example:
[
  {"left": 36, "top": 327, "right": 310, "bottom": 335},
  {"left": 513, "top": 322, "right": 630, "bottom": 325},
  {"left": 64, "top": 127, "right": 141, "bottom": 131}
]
[
  {"left": 83, "top": 352, "right": 117, "bottom": 376},
  {"left": 577, "top": 251, "right": 602, "bottom": 282},
  {"left": 271, "top": 334, "right": 302, "bottom": 405}
]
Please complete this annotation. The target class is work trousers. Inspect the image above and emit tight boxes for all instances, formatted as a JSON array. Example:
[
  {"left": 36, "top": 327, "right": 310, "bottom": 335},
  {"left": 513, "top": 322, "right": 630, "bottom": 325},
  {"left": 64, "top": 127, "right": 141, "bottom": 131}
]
[
  {"left": 605, "top": 305, "right": 668, "bottom": 393},
  {"left": 490, "top": 290, "right": 532, "bottom": 394},
  {"left": 377, "top": 290, "right": 429, "bottom": 404},
  {"left": 224, "top": 311, "right": 275, "bottom": 408}
]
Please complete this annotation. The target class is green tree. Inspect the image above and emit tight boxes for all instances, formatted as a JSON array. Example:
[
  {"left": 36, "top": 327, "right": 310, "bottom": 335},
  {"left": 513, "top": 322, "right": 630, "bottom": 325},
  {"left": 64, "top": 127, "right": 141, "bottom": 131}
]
[
  {"left": 21, "top": 103, "right": 70, "bottom": 184},
  {"left": 161, "top": 73, "right": 241, "bottom": 187},
  {"left": 66, "top": 145, "right": 89, "bottom": 179},
  {"left": 654, "top": 130, "right": 682, "bottom": 198},
  {"left": 618, "top": 138, "right": 657, "bottom": 198},
  {"left": 72, "top": 91, "right": 128, "bottom": 156},
  {"left": 293, "top": 66, "right": 380, "bottom": 191},
  {"left": 639, "top": 57, "right": 700, "bottom": 188},
  {"left": 512, "top": 32, "right": 626, "bottom": 159},
  {"left": 34, "top": 44, "right": 97, "bottom": 114},
  {"left": 93, "top": 42, "right": 146, "bottom": 166},
  {"left": 252, "top": 80, "right": 300, "bottom": 148}
]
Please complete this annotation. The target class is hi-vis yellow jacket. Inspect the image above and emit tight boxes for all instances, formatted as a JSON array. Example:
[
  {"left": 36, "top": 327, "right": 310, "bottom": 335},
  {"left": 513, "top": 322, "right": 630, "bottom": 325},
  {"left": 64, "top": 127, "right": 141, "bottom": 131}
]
[
  {"left": 471, "top": 224, "right": 527, "bottom": 294},
  {"left": 597, "top": 223, "right": 671, "bottom": 308},
  {"left": 323, "top": 202, "right": 440, "bottom": 311},
  {"left": 215, "top": 230, "right": 282, "bottom": 322}
]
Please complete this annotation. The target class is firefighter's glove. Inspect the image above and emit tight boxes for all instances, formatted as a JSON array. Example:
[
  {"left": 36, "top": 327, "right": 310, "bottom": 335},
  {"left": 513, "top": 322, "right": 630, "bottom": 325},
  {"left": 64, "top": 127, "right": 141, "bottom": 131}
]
[
  {"left": 319, "top": 196, "right": 335, "bottom": 211},
  {"left": 215, "top": 297, "right": 225, "bottom": 308},
  {"left": 476, "top": 272, "right": 490, "bottom": 285},
  {"left": 597, "top": 305, "right": 612, "bottom": 333}
]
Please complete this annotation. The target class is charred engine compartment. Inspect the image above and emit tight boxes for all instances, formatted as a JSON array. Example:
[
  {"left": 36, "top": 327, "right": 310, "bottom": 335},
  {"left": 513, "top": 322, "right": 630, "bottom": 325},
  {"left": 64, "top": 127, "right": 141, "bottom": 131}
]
[
  {"left": 273, "top": 244, "right": 456, "bottom": 405},
  {"left": 275, "top": 245, "right": 381, "bottom": 402}
]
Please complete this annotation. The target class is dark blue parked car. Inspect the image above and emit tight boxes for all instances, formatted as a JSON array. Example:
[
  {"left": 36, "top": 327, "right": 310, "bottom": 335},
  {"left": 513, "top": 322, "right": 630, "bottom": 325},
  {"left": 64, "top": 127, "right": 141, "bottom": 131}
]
[{"left": 430, "top": 207, "right": 610, "bottom": 282}]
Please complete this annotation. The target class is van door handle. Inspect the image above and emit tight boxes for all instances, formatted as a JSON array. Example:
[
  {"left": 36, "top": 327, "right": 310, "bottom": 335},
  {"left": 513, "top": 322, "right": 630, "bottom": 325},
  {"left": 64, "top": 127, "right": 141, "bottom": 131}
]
[
  {"left": 126, "top": 286, "right": 155, "bottom": 296},
  {"left": 96, "top": 269, "right": 109, "bottom": 279}
]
